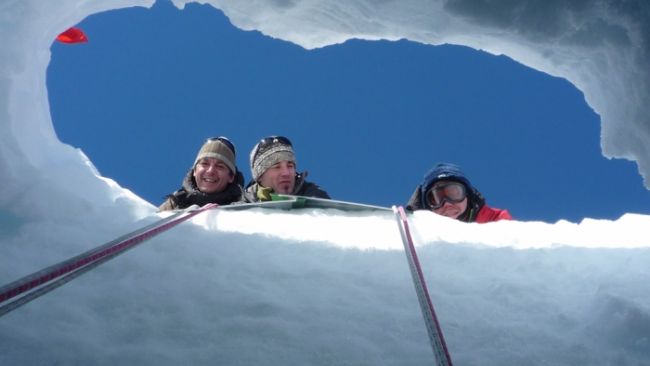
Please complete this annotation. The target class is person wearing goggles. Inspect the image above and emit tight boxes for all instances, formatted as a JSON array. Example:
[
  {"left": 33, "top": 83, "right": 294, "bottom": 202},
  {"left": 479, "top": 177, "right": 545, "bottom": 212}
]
[
  {"left": 406, "top": 163, "right": 512, "bottom": 223},
  {"left": 159, "top": 137, "right": 245, "bottom": 211},
  {"left": 244, "top": 135, "right": 330, "bottom": 202}
]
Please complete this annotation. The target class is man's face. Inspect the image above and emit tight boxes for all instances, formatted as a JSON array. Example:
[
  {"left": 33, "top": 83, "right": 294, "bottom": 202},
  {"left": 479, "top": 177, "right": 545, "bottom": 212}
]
[
  {"left": 259, "top": 160, "right": 296, "bottom": 194},
  {"left": 193, "top": 157, "right": 234, "bottom": 193}
]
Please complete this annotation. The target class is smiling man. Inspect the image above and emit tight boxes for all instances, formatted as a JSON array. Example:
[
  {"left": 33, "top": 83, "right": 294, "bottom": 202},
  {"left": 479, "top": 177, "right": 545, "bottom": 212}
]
[
  {"left": 245, "top": 136, "right": 330, "bottom": 202},
  {"left": 159, "top": 137, "right": 245, "bottom": 211}
]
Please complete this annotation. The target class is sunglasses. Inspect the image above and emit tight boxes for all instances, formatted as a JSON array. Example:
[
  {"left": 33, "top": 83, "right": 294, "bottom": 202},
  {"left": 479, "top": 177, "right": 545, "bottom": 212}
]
[
  {"left": 252, "top": 135, "right": 292, "bottom": 160},
  {"left": 258, "top": 136, "right": 292, "bottom": 147},
  {"left": 206, "top": 136, "right": 236, "bottom": 155},
  {"left": 427, "top": 182, "right": 467, "bottom": 209}
]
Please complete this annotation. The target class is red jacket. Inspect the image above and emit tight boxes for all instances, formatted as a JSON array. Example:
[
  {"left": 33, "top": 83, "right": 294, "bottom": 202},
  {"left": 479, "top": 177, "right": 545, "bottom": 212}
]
[{"left": 475, "top": 205, "right": 512, "bottom": 223}]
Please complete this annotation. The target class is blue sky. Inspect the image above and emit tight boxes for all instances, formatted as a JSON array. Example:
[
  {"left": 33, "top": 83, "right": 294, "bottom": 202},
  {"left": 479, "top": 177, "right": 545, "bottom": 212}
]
[{"left": 47, "top": 0, "right": 650, "bottom": 223}]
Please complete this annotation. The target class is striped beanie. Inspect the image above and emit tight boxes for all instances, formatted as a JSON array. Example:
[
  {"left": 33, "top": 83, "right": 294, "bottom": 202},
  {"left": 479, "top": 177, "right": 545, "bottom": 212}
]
[{"left": 250, "top": 139, "right": 296, "bottom": 181}]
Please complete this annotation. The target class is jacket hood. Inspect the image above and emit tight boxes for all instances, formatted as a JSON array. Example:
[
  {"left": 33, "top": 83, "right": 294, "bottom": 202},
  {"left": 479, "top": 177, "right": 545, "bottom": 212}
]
[{"left": 421, "top": 163, "right": 471, "bottom": 192}]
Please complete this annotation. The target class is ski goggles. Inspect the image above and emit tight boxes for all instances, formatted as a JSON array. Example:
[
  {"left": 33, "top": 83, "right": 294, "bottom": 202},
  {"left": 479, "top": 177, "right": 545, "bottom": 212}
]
[
  {"left": 426, "top": 182, "right": 467, "bottom": 209},
  {"left": 206, "top": 136, "right": 236, "bottom": 155},
  {"left": 251, "top": 135, "right": 293, "bottom": 160}
]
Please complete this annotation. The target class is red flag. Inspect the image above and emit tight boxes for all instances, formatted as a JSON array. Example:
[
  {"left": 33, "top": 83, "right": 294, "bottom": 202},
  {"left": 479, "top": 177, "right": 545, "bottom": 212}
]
[{"left": 56, "top": 27, "right": 88, "bottom": 44}]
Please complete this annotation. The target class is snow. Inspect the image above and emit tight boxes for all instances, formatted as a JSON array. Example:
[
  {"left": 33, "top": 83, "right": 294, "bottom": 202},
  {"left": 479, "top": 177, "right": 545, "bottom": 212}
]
[
  {"left": 1, "top": 1, "right": 650, "bottom": 365},
  {"left": 2, "top": 208, "right": 649, "bottom": 365}
]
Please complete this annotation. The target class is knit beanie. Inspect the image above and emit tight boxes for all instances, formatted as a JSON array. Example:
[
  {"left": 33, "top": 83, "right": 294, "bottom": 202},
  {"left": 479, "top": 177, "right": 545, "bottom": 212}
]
[
  {"left": 249, "top": 140, "right": 296, "bottom": 181},
  {"left": 194, "top": 139, "right": 236, "bottom": 174}
]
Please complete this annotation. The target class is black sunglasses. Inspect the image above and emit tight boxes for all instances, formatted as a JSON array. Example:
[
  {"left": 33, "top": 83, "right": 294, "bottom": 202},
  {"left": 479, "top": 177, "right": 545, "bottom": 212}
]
[
  {"left": 206, "top": 136, "right": 236, "bottom": 155},
  {"left": 252, "top": 135, "right": 292, "bottom": 160},
  {"left": 259, "top": 136, "right": 292, "bottom": 147}
]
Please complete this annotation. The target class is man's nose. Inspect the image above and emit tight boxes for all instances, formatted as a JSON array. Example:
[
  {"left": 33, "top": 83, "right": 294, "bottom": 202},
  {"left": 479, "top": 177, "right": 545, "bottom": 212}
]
[{"left": 279, "top": 166, "right": 292, "bottom": 176}]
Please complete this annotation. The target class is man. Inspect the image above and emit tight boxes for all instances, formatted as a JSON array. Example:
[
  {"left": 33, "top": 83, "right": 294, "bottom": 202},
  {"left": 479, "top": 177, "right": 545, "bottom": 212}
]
[
  {"left": 159, "top": 136, "right": 245, "bottom": 211},
  {"left": 245, "top": 135, "right": 330, "bottom": 202},
  {"left": 406, "top": 163, "right": 512, "bottom": 223}
]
